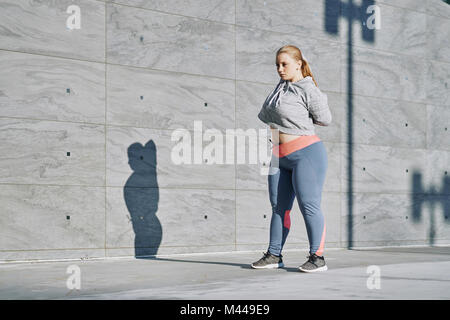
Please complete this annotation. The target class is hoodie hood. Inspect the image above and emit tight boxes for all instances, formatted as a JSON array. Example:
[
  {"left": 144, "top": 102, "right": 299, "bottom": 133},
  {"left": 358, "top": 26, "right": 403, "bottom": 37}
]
[{"left": 291, "top": 75, "right": 313, "bottom": 86}]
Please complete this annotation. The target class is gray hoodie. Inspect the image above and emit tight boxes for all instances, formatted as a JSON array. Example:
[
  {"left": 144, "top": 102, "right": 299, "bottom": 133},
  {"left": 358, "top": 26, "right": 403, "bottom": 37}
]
[{"left": 258, "top": 76, "right": 332, "bottom": 135}]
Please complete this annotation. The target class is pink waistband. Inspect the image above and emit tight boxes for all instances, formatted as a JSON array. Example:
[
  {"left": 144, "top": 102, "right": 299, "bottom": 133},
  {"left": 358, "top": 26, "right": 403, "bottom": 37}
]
[{"left": 272, "top": 135, "right": 321, "bottom": 158}]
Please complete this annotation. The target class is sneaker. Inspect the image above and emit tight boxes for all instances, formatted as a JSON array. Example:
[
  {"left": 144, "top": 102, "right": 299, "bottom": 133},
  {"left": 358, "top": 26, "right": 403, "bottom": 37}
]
[
  {"left": 298, "top": 253, "right": 328, "bottom": 273},
  {"left": 251, "top": 251, "right": 284, "bottom": 269}
]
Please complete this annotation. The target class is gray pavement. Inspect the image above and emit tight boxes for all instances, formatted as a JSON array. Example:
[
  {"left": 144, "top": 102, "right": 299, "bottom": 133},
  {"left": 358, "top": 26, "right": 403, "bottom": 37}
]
[{"left": 0, "top": 246, "right": 449, "bottom": 300}]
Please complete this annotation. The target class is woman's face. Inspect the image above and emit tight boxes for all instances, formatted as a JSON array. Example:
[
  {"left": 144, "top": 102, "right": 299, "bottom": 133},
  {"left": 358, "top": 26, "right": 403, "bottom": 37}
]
[{"left": 276, "top": 53, "right": 302, "bottom": 82}]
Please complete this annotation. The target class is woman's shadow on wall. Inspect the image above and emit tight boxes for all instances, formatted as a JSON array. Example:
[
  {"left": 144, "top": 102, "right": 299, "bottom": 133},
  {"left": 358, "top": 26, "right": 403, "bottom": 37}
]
[{"left": 124, "top": 140, "right": 162, "bottom": 258}]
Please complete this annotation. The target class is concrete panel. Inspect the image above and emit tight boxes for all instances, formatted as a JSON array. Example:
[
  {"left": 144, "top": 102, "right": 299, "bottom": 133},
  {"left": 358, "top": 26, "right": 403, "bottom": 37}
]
[
  {"left": 235, "top": 135, "right": 273, "bottom": 191},
  {"left": 106, "top": 186, "right": 235, "bottom": 253},
  {"left": 0, "top": 249, "right": 105, "bottom": 262},
  {"left": 0, "top": 184, "right": 105, "bottom": 253},
  {"left": 323, "top": 141, "right": 342, "bottom": 193},
  {"left": 107, "top": 64, "right": 235, "bottom": 131},
  {"left": 0, "top": 51, "right": 105, "bottom": 123},
  {"left": 341, "top": 45, "right": 427, "bottom": 103},
  {"left": 424, "top": 150, "right": 450, "bottom": 195},
  {"left": 105, "top": 0, "right": 235, "bottom": 24},
  {"left": 236, "top": 0, "right": 340, "bottom": 43},
  {"left": 340, "top": 192, "right": 431, "bottom": 244},
  {"left": 106, "top": 126, "right": 235, "bottom": 189},
  {"left": 0, "top": 0, "right": 105, "bottom": 61},
  {"left": 377, "top": 0, "right": 427, "bottom": 13},
  {"left": 0, "top": 119, "right": 105, "bottom": 185},
  {"left": 226, "top": 126, "right": 275, "bottom": 192},
  {"left": 427, "top": 0, "right": 450, "bottom": 19},
  {"left": 426, "top": 14, "right": 450, "bottom": 63},
  {"left": 421, "top": 195, "right": 450, "bottom": 242},
  {"left": 106, "top": 244, "right": 236, "bottom": 257},
  {"left": 236, "top": 190, "right": 340, "bottom": 250},
  {"left": 340, "top": 143, "right": 428, "bottom": 194},
  {"left": 426, "top": 60, "right": 450, "bottom": 107},
  {"left": 235, "top": 81, "right": 272, "bottom": 134},
  {"left": 339, "top": 94, "right": 427, "bottom": 148},
  {"left": 106, "top": 3, "right": 235, "bottom": 78},
  {"left": 340, "top": 2, "right": 427, "bottom": 58},
  {"left": 340, "top": 239, "right": 437, "bottom": 249},
  {"left": 236, "top": 26, "right": 341, "bottom": 92},
  {"left": 427, "top": 105, "right": 450, "bottom": 151}
]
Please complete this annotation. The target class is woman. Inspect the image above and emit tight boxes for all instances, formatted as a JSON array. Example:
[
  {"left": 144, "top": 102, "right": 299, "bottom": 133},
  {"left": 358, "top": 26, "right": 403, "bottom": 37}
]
[{"left": 251, "top": 45, "right": 332, "bottom": 272}]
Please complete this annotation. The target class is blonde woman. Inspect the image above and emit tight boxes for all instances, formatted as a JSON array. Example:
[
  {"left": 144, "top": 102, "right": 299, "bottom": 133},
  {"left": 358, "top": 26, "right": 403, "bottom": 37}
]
[{"left": 251, "top": 45, "right": 332, "bottom": 272}]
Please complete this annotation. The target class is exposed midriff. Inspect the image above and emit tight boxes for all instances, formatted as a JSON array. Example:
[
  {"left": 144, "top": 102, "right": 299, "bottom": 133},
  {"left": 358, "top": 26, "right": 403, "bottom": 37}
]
[{"left": 270, "top": 127, "right": 305, "bottom": 145}]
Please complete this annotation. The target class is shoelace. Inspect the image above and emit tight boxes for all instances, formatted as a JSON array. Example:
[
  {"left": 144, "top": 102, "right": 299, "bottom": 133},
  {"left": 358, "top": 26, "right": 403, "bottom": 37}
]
[
  {"left": 306, "top": 254, "right": 319, "bottom": 266},
  {"left": 262, "top": 251, "right": 282, "bottom": 260}
]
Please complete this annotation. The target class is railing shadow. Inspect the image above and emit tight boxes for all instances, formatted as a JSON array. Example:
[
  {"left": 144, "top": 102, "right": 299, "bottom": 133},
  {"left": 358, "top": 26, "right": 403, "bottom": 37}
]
[
  {"left": 412, "top": 171, "right": 450, "bottom": 246},
  {"left": 325, "top": 0, "right": 376, "bottom": 248}
]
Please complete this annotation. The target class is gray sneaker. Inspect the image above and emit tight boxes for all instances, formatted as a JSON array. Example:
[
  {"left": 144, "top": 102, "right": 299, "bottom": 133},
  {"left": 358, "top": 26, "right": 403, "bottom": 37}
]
[
  {"left": 298, "top": 253, "right": 328, "bottom": 273},
  {"left": 251, "top": 251, "right": 284, "bottom": 269}
]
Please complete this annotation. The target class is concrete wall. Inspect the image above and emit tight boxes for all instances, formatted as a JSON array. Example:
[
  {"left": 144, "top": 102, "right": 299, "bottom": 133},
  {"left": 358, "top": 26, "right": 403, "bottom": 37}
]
[{"left": 0, "top": 0, "right": 449, "bottom": 262}]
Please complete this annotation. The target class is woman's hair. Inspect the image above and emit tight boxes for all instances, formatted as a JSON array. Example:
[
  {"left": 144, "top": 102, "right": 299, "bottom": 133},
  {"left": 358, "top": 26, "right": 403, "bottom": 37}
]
[{"left": 276, "top": 45, "right": 318, "bottom": 87}]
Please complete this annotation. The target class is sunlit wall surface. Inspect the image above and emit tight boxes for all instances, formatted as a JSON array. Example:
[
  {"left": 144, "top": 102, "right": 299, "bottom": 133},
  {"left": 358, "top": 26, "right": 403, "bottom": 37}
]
[{"left": 0, "top": 0, "right": 449, "bottom": 262}]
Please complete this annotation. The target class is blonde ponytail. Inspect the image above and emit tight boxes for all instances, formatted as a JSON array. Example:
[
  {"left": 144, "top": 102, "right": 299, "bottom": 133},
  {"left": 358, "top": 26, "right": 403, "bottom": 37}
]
[{"left": 300, "top": 57, "right": 318, "bottom": 87}]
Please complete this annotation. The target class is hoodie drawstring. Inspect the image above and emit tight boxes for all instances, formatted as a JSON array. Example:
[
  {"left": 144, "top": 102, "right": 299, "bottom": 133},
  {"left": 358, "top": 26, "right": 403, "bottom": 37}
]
[{"left": 265, "top": 80, "right": 295, "bottom": 108}]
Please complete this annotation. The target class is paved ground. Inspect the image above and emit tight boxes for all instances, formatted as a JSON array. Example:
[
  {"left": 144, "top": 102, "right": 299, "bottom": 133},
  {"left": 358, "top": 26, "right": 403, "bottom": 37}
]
[{"left": 1, "top": 246, "right": 449, "bottom": 300}]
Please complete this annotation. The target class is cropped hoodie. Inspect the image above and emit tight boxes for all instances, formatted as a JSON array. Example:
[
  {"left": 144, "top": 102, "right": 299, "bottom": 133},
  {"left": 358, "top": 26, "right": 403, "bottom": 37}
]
[{"left": 257, "top": 76, "right": 332, "bottom": 135}]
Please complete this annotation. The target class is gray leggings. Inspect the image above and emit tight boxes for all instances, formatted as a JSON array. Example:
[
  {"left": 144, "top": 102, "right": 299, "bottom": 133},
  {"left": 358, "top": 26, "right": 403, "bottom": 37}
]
[{"left": 267, "top": 137, "right": 327, "bottom": 256}]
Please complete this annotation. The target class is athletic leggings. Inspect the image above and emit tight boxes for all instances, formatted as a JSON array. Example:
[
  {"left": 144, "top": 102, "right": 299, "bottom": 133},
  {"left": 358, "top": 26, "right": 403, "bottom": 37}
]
[{"left": 267, "top": 135, "right": 327, "bottom": 257}]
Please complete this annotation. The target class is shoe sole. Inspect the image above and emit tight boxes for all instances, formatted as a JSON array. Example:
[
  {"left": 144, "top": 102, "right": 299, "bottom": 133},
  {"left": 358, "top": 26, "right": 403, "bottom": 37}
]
[
  {"left": 298, "top": 265, "right": 328, "bottom": 273},
  {"left": 251, "top": 262, "right": 284, "bottom": 269}
]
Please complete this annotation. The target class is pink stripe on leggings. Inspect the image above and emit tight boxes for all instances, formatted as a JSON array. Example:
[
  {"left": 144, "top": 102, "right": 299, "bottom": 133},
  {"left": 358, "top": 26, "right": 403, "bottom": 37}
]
[
  {"left": 315, "top": 222, "right": 326, "bottom": 256},
  {"left": 283, "top": 210, "right": 291, "bottom": 229}
]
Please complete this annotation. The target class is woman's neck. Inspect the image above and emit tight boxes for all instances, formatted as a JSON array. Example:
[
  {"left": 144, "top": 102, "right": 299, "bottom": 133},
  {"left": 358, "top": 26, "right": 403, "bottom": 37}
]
[{"left": 290, "top": 73, "right": 304, "bottom": 82}]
